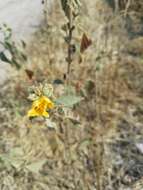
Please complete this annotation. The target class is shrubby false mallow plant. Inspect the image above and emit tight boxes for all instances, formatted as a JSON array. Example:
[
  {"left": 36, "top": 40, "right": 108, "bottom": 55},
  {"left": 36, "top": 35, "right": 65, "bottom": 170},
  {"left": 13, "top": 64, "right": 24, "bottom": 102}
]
[
  {"left": 27, "top": 0, "right": 91, "bottom": 127},
  {"left": 27, "top": 83, "right": 82, "bottom": 129}
]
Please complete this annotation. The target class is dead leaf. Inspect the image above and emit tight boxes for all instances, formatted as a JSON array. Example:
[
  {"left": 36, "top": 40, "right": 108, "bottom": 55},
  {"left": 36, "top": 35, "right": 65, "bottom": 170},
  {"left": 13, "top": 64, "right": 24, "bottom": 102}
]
[
  {"left": 80, "top": 33, "right": 92, "bottom": 53},
  {"left": 25, "top": 69, "right": 34, "bottom": 80}
]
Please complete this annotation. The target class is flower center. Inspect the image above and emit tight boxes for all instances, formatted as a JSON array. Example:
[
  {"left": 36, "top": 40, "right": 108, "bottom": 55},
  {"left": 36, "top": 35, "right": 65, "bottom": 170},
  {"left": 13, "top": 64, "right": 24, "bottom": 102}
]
[{"left": 34, "top": 101, "right": 46, "bottom": 114}]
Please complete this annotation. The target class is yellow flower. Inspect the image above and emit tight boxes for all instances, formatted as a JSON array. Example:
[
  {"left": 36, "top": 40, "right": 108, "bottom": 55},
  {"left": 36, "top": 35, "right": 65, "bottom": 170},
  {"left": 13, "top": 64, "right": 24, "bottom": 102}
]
[{"left": 28, "top": 96, "right": 54, "bottom": 118}]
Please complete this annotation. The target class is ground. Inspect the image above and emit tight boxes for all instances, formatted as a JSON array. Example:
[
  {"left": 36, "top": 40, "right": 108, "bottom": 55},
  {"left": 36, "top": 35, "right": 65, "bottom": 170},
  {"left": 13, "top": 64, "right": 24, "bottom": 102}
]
[{"left": 0, "top": 1, "right": 143, "bottom": 190}]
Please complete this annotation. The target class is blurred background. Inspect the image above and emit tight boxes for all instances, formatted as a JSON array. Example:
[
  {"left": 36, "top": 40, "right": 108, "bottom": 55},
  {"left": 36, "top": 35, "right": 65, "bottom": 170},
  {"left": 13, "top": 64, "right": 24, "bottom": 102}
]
[{"left": 0, "top": 1, "right": 143, "bottom": 190}]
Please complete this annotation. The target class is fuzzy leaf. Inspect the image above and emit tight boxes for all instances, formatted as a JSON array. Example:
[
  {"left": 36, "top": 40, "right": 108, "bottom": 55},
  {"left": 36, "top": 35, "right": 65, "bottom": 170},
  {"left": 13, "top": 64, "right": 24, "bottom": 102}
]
[
  {"left": 9, "top": 147, "right": 24, "bottom": 157},
  {"left": 60, "top": 0, "right": 69, "bottom": 18},
  {"left": 0, "top": 52, "right": 11, "bottom": 63},
  {"left": 43, "top": 84, "right": 53, "bottom": 97},
  {"left": 55, "top": 95, "right": 82, "bottom": 107},
  {"left": 64, "top": 85, "right": 76, "bottom": 94},
  {"left": 26, "top": 160, "right": 47, "bottom": 174},
  {"left": 0, "top": 150, "right": 24, "bottom": 170},
  {"left": 72, "top": 0, "right": 81, "bottom": 8}
]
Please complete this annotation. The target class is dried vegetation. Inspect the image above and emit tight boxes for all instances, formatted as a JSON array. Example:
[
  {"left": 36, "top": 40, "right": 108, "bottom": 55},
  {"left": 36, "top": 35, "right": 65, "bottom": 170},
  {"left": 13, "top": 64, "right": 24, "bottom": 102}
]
[{"left": 0, "top": 0, "right": 143, "bottom": 189}]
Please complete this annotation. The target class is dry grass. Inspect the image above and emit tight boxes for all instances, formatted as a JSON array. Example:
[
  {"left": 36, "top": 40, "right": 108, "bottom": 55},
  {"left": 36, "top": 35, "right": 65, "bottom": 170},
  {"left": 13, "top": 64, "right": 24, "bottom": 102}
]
[{"left": 0, "top": 0, "right": 143, "bottom": 190}]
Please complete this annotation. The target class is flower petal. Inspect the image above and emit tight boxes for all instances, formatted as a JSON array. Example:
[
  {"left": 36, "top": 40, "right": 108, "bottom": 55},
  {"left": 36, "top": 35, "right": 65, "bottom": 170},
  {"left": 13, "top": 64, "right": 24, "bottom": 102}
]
[
  {"left": 42, "top": 96, "right": 54, "bottom": 109},
  {"left": 27, "top": 96, "right": 54, "bottom": 118},
  {"left": 42, "top": 111, "right": 49, "bottom": 117},
  {"left": 28, "top": 109, "right": 40, "bottom": 117}
]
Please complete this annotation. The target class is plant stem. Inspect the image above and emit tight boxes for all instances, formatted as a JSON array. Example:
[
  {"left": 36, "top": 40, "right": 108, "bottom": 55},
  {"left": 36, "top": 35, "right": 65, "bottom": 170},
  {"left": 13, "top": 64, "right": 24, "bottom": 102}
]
[
  {"left": 44, "top": 0, "right": 48, "bottom": 26},
  {"left": 67, "top": 7, "right": 73, "bottom": 82}
]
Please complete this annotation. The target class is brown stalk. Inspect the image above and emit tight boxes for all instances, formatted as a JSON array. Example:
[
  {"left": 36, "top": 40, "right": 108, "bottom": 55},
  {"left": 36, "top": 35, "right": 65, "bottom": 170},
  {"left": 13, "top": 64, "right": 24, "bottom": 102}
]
[{"left": 67, "top": 7, "right": 73, "bottom": 83}]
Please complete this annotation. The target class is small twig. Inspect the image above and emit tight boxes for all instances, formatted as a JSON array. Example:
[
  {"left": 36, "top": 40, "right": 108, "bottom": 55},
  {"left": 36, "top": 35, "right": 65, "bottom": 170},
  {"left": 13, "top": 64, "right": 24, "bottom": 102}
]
[
  {"left": 60, "top": 0, "right": 80, "bottom": 84},
  {"left": 124, "top": 0, "right": 131, "bottom": 17},
  {"left": 67, "top": 8, "right": 73, "bottom": 77},
  {"left": 43, "top": 0, "right": 48, "bottom": 26}
]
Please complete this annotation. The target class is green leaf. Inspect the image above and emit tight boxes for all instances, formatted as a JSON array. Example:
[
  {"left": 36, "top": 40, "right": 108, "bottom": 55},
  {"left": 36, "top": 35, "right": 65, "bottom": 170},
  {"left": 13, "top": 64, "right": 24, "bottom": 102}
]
[
  {"left": 0, "top": 154, "right": 11, "bottom": 165},
  {"left": 60, "top": 0, "right": 69, "bottom": 18},
  {"left": 53, "top": 79, "right": 64, "bottom": 85},
  {"left": 9, "top": 147, "right": 24, "bottom": 157},
  {"left": 28, "top": 93, "right": 39, "bottom": 101},
  {"left": 9, "top": 158, "right": 24, "bottom": 169},
  {"left": 26, "top": 159, "right": 47, "bottom": 174},
  {"left": 55, "top": 95, "right": 82, "bottom": 107},
  {"left": 73, "top": 0, "right": 81, "bottom": 7},
  {"left": 4, "top": 41, "right": 13, "bottom": 51},
  {"left": 21, "top": 40, "right": 26, "bottom": 48},
  {"left": 96, "top": 63, "right": 101, "bottom": 71},
  {"left": 85, "top": 80, "right": 95, "bottom": 92},
  {"left": 12, "top": 59, "right": 21, "bottom": 69},
  {"left": 43, "top": 84, "right": 53, "bottom": 97},
  {"left": 64, "top": 85, "right": 76, "bottom": 95},
  {"left": 0, "top": 151, "right": 24, "bottom": 170},
  {"left": 0, "top": 52, "right": 11, "bottom": 63},
  {"left": 21, "top": 53, "right": 27, "bottom": 61}
]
